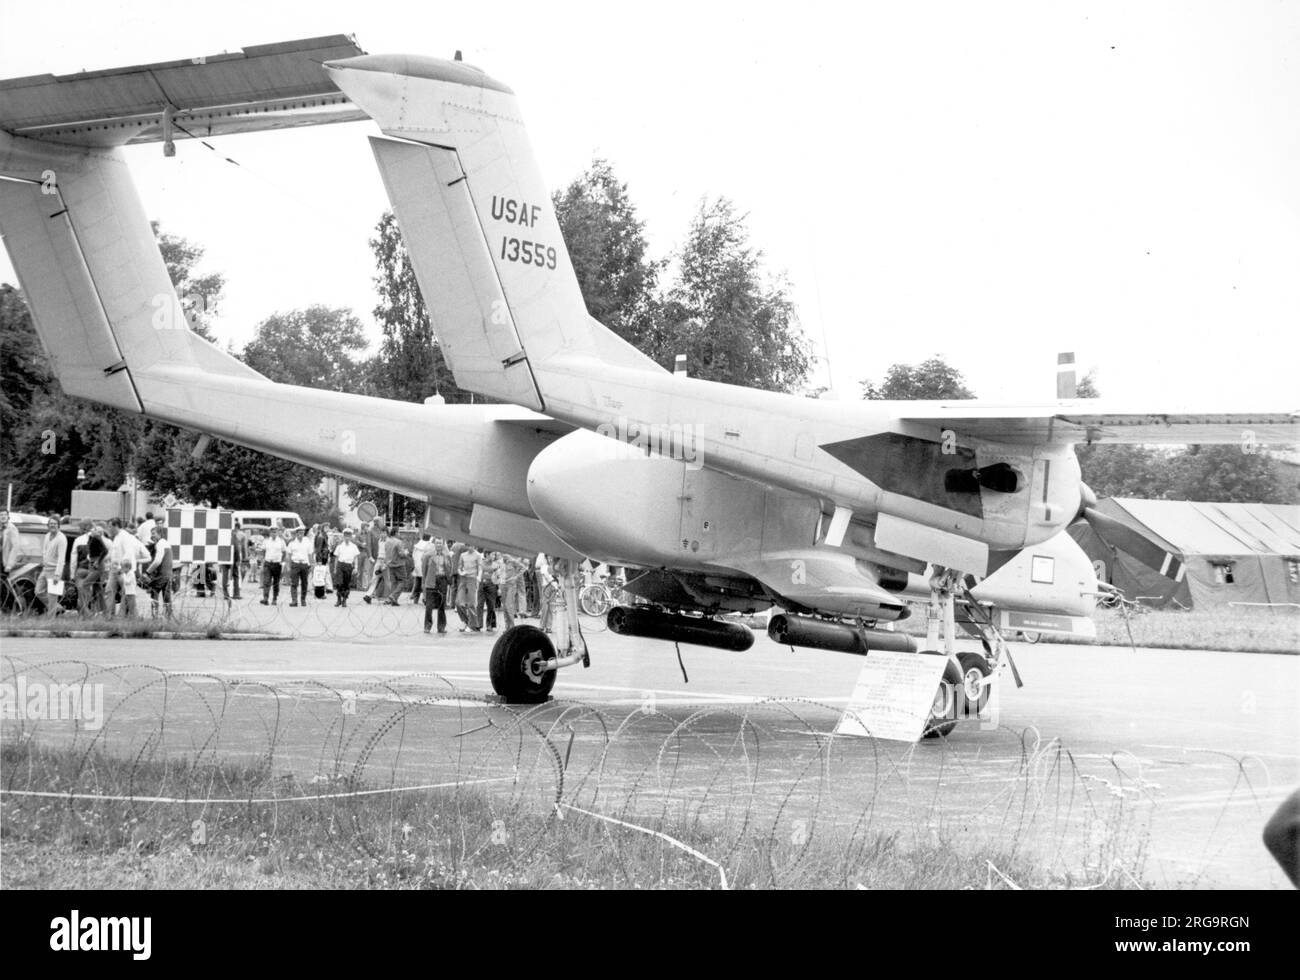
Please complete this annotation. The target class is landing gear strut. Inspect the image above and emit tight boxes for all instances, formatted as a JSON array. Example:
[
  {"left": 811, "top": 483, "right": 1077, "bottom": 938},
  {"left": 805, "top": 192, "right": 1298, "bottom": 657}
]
[
  {"left": 919, "top": 568, "right": 1013, "bottom": 738},
  {"left": 489, "top": 558, "right": 590, "bottom": 703}
]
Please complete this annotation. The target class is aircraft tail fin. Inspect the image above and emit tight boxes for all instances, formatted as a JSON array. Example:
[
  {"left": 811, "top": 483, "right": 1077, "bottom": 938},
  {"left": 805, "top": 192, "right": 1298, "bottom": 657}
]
[
  {"left": 0, "top": 130, "right": 264, "bottom": 415},
  {"left": 327, "top": 55, "right": 665, "bottom": 410}
]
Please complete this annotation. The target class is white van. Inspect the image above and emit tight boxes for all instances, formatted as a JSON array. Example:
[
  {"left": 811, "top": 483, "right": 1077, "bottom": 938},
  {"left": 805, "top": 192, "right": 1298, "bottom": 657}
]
[{"left": 232, "top": 510, "right": 305, "bottom": 534}]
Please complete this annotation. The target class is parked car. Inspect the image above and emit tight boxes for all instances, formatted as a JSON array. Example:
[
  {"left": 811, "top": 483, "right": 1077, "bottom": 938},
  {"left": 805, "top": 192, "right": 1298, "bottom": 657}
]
[{"left": 1, "top": 512, "right": 75, "bottom": 613}]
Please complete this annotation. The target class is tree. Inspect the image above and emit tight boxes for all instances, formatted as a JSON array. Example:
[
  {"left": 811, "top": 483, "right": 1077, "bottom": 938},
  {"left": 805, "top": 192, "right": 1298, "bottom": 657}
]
[
  {"left": 860, "top": 356, "right": 976, "bottom": 400},
  {"left": 242, "top": 305, "right": 369, "bottom": 391},
  {"left": 1073, "top": 373, "right": 1293, "bottom": 502},
  {"left": 1075, "top": 370, "right": 1100, "bottom": 398},
  {"left": 153, "top": 221, "right": 223, "bottom": 341},
  {"left": 1076, "top": 444, "right": 1178, "bottom": 499},
  {"left": 366, "top": 211, "right": 486, "bottom": 523},
  {"left": 0, "top": 284, "right": 56, "bottom": 498},
  {"left": 1168, "top": 445, "right": 1292, "bottom": 503},
  {"left": 659, "top": 197, "right": 811, "bottom": 392},
  {"left": 127, "top": 229, "right": 340, "bottom": 512},
  {"left": 552, "top": 158, "right": 662, "bottom": 351},
  {"left": 369, "top": 210, "right": 463, "bottom": 405},
  {"left": 0, "top": 283, "right": 143, "bottom": 510},
  {"left": 131, "top": 425, "right": 327, "bottom": 510}
]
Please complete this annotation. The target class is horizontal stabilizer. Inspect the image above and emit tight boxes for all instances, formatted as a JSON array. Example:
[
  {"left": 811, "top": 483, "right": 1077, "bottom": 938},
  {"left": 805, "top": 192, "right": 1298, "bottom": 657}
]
[{"left": 0, "top": 35, "right": 367, "bottom": 147}]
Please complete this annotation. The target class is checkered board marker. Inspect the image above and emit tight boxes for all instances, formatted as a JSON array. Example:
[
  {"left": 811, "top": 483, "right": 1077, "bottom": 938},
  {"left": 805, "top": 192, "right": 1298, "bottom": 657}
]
[{"left": 166, "top": 508, "right": 233, "bottom": 565}]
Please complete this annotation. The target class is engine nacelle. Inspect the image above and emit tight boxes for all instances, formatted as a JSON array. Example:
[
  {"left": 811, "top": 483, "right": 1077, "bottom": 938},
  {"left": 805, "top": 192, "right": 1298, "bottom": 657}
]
[
  {"left": 527, "top": 429, "right": 701, "bottom": 566},
  {"left": 527, "top": 428, "right": 822, "bottom": 571}
]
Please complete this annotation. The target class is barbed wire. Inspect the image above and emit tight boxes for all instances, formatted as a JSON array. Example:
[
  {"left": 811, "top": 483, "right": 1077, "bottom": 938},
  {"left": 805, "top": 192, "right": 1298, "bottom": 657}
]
[{"left": 2, "top": 652, "right": 1273, "bottom": 888}]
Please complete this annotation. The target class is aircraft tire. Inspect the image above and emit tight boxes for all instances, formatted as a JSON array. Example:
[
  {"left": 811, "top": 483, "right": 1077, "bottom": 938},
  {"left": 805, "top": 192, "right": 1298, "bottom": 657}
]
[
  {"left": 489, "top": 625, "right": 557, "bottom": 703},
  {"left": 956, "top": 651, "right": 992, "bottom": 716},
  {"left": 921, "top": 659, "right": 963, "bottom": 739}
]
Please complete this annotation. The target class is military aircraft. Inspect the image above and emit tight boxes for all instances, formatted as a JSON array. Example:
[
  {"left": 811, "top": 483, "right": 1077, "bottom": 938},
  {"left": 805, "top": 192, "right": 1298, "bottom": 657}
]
[{"left": 2, "top": 36, "right": 1294, "bottom": 734}]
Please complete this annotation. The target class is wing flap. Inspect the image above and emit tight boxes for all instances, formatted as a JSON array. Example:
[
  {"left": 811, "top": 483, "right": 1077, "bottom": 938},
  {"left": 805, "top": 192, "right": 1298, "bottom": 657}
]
[{"left": 894, "top": 401, "right": 1298, "bottom": 446}]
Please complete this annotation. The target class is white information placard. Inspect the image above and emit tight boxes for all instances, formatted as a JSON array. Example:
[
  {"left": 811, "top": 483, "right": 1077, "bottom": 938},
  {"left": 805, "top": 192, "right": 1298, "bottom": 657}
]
[{"left": 834, "top": 651, "right": 950, "bottom": 743}]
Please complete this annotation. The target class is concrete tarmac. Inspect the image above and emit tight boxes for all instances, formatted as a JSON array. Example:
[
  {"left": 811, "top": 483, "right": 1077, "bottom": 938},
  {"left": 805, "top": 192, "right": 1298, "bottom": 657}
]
[{"left": 2, "top": 609, "right": 1296, "bottom": 888}]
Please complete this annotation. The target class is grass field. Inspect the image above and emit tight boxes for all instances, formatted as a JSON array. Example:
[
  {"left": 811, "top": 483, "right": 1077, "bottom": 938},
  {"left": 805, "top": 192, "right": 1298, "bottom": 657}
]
[
  {"left": 0, "top": 740, "right": 1147, "bottom": 890},
  {"left": 0, "top": 609, "right": 271, "bottom": 639},
  {"left": 895, "top": 606, "right": 1298, "bottom": 655},
  {"left": 1051, "top": 607, "right": 1297, "bottom": 654}
]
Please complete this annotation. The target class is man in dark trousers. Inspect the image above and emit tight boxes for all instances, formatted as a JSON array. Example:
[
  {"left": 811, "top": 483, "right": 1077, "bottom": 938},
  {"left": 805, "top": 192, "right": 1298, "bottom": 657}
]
[
  {"left": 146, "top": 525, "right": 174, "bottom": 617},
  {"left": 331, "top": 528, "right": 361, "bottom": 607},
  {"left": 477, "top": 550, "right": 500, "bottom": 633},
  {"left": 381, "top": 527, "right": 405, "bottom": 605},
  {"left": 421, "top": 538, "right": 451, "bottom": 634},
  {"left": 222, "top": 520, "right": 245, "bottom": 601}
]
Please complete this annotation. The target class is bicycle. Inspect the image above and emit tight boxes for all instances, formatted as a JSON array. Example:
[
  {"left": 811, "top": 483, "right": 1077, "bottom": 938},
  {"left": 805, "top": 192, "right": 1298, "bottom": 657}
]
[{"left": 579, "top": 579, "right": 629, "bottom": 617}]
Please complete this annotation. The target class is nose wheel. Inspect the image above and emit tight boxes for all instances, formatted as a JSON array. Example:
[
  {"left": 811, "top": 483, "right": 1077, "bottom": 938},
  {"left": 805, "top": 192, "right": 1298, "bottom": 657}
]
[{"left": 489, "top": 625, "right": 557, "bottom": 703}]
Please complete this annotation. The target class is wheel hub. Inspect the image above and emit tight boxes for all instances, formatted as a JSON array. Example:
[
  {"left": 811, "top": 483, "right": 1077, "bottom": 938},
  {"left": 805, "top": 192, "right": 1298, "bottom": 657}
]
[{"left": 522, "top": 649, "right": 547, "bottom": 680}]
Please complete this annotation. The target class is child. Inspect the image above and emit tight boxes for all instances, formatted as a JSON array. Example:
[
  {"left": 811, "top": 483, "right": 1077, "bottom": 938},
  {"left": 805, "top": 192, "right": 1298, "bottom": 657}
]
[{"left": 118, "top": 560, "right": 140, "bottom": 617}]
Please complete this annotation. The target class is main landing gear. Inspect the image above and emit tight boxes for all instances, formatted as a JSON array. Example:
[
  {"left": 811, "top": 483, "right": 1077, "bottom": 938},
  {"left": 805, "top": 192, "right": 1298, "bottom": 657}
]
[
  {"left": 919, "top": 568, "right": 1017, "bottom": 738},
  {"left": 489, "top": 558, "right": 589, "bottom": 703}
]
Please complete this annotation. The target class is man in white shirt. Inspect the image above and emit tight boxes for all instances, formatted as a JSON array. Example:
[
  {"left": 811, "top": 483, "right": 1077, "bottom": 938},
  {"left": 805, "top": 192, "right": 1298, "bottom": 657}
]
[
  {"left": 410, "top": 532, "right": 432, "bottom": 604},
  {"left": 35, "top": 516, "right": 68, "bottom": 616},
  {"left": 331, "top": 528, "right": 361, "bottom": 606},
  {"left": 261, "top": 528, "right": 286, "bottom": 605},
  {"left": 105, "top": 517, "right": 151, "bottom": 617},
  {"left": 136, "top": 511, "right": 156, "bottom": 543},
  {"left": 286, "top": 527, "right": 314, "bottom": 606}
]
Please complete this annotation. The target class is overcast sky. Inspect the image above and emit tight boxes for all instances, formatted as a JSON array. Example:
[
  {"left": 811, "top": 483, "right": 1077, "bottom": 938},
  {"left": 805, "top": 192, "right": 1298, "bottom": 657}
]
[{"left": 2, "top": 0, "right": 1297, "bottom": 406}]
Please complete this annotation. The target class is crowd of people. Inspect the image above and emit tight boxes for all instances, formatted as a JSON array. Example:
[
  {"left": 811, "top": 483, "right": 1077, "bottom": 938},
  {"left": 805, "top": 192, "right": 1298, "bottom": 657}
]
[
  {"left": 0, "top": 509, "right": 177, "bottom": 618},
  {"left": 1, "top": 507, "right": 605, "bottom": 637}
]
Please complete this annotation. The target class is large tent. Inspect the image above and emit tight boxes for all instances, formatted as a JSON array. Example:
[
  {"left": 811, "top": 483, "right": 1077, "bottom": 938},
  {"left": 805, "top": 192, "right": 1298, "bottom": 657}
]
[{"left": 1068, "top": 498, "right": 1300, "bottom": 609}]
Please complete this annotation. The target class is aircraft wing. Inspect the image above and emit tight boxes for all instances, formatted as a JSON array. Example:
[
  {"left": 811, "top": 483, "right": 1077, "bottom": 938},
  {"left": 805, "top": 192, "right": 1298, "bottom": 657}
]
[
  {"left": 493, "top": 413, "right": 575, "bottom": 436},
  {"left": 0, "top": 35, "right": 367, "bottom": 146},
  {"left": 891, "top": 402, "right": 1299, "bottom": 446}
]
